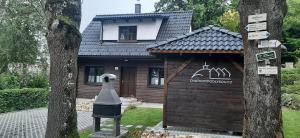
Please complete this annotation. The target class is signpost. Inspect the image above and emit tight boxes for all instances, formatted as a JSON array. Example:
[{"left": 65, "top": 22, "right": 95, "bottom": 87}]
[
  {"left": 258, "top": 66, "right": 278, "bottom": 75},
  {"left": 247, "top": 12, "right": 279, "bottom": 77},
  {"left": 248, "top": 13, "right": 267, "bottom": 23},
  {"left": 245, "top": 22, "right": 267, "bottom": 32},
  {"left": 256, "top": 51, "right": 276, "bottom": 61},
  {"left": 258, "top": 40, "right": 281, "bottom": 48},
  {"left": 248, "top": 31, "right": 270, "bottom": 40}
]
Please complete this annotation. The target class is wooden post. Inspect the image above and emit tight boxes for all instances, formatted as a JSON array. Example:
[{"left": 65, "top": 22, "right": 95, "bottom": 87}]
[
  {"left": 94, "top": 117, "right": 101, "bottom": 132},
  {"left": 163, "top": 57, "right": 168, "bottom": 128},
  {"left": 113, "top": 117, "right": 120, "bottom": 136}
]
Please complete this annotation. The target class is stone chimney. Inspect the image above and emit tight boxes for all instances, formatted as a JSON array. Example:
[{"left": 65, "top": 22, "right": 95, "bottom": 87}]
[{"left": 135, "top": 0, "right": 141, "bottom": 14}]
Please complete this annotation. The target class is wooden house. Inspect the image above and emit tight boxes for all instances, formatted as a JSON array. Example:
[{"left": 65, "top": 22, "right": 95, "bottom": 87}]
[
  {"left": 77, "top": 5, "right": 193, "bottom": 103},
  {"left": 147, "top": 25, "right": 244, "bottom": 132}
]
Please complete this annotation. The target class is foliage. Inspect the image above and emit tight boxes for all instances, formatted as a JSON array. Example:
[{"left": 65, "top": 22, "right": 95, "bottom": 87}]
[
  {"left": 0, "top": 0, "right": 46, "bottom": 72},
  {"left": 0, "top": 88, "right": 48, "bottom": 113},
  {"left": 154, "top": 0, "right": 227, "bottom": 29},
  {"left": 281, "top": 69, "right": 300, "bottom": 86},
  {"left": 26, "top": 73, "right": 49, "bottom": 88},
  {"left": 219, "top": 10, "right": 240, "bottom": 32},
  {"left": 228, "top": 0, "right": 239, "bottom": 10},
  {"left": 282, "top": 93, "right": 300, "bottom": 110},
  {"left": 0, "top": 73, "right": 21, "bottom": 89},
  {"left": 282, "top": 0, "right": 300, "bottom": 61},
  {"left": 154, "top": 0, "right": 187, "bottom": 12},
  {"left": 121, "top": 107, "right": 163, "bottom": 126},
  {"left": 0, "top": 73, "right": 48, "bottom": 90},
  {"left": 79, "top": 129, "right": 92, "bottom": 138},
  {"left": 281, "top": 62, "right": 300, "bottom": 110},
  {"left": 283, "top": 0, "right": 300, "bottom": 39},
  {"left": 282, "top": 81, "right": 300, "bottom": 95},
  {"left": 282, "top": 108, "right": 300, "bottom": 138},
  {"left": 282, "top": 52, "right": 299, "bottom": 64}
]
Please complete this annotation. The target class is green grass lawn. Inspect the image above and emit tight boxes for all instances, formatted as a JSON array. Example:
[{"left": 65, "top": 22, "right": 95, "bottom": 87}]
[
  {"left": 79, "top": 129, "right": 93, "bottom": 138},
  {"left": 80, "top": 107, "right": 300, "bottom": 138},
  {"left": 80, "top": 107, "right": 163, "bottom": 138},
  {"left": 121, "top": 107, "right": 163, "bottom": 126},
  {"left": 283, "top": 108, "right": 300, "bottom": 138}
]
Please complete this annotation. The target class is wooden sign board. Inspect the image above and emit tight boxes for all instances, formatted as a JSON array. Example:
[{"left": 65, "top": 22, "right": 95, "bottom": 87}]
[
  {"left": 258, "top": 66, "right": 278, "bottom": 75},
  {"left": 246, "top": 22, "right": 267, "bottom": 32},
  {"left": 248, "top": 13, "right": 267, "bottom": 23},
  {"left": 258, "top": 40, "right": 281, "bottom": 48},
  {"left": 256, "top": 51, "right": 276, "bottom": 61},
  {"left": 248, "top": 31, "right": 270, "bottom": 40}
]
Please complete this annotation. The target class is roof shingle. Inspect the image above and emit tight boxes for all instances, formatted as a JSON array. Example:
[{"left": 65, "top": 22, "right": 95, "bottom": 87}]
[
  {"left": 79, "top": 11, "right": 193, "bottom": 57},
  {"left": 147, "top": 25, "right": 244, "bottom": 52}
]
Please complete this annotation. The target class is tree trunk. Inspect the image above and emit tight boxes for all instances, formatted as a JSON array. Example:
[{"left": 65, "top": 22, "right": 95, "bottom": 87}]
[
  {"left": 44, "top": 0, "right": 81, "bottom": 137},
  {"left": 238, "top": 0, "right": 287, "bottom": 138}
]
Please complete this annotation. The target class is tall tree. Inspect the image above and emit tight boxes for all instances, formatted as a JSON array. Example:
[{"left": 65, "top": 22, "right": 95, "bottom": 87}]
[
  {"left": 239, "top": 0, "right": 287, "bottom": 137},
  {"left": 154, "top": 0, "right": 226, "bottom": 29},
  {"left": 282, "top": 0, "right": 300, "bottom": 63},
  {"left": 44, "top": 0, "right": 81, "bottom": 137},
  {"left": 219, "top": 10, "right": 240, "bottom": 32},
  {"left": 0, "top": 0, "right": 46, "bottom": 73}
]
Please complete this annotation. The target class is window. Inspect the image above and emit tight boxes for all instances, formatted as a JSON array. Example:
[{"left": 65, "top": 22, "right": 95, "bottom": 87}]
[
  {"left": 85, "top": 66, "right": 104, "bottom": 84},
  {"left": 119, "top": 26, "right": 137, "bottom": 42},
  {"left": 149, "top": 68, "right": 164, "bottom": 87}
]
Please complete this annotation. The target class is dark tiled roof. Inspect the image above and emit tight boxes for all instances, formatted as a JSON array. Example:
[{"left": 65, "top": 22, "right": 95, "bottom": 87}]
[
  {"left": 79, "top": 42, "right": 152, "bottom": 56},
  {"left": 79, "top": 11, "right": 193, "bottom": 57},
  {"left": 147, "top": 25, "right": 244, "bottom": 52},
  {"left": 93, "top": 13, "right": 169, "bottom": 21}
]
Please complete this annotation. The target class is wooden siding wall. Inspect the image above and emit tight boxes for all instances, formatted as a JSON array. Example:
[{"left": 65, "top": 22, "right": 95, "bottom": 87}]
[
  {"left": 165, "top": 58, "right": 244, "bottom": 132},
  {"left": 77, "top": 60, "right": 164, "bottom": 103}
]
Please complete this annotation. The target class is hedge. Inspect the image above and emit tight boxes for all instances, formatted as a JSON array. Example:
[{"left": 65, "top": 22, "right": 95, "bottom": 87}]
[{"left": 0, "top": 88, "right": 48, "bottom": 113}]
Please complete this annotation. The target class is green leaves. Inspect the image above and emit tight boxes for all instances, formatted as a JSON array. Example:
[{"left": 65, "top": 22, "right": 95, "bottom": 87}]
[
  {"left": 154, "top": 0, "right": 227, "bottom": 29},
  {"left": 282, "top": 0, "right": 300, "bottom": 59},
  {"left": 219, "top": 10, "right": 240, "bottom": 32},
  {"left": 0, "top": 88, "right": 48, "bottom": 113},
  {"left": 0, "top": 0, "right": 46, "bottom": 72}
]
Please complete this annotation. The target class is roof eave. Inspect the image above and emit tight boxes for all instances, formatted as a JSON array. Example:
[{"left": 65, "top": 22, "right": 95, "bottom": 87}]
[
  {"left": 93, "top": 15, "right": 169, "bottom": 21},
  {"left": 148, "top": 50, "right": 244, "bottom": 54}
]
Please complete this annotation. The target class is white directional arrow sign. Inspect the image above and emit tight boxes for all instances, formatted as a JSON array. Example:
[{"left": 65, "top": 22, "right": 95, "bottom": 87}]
[
  {"left": 258, "top": 66, "right": 278, "bottom": 75},
  {"left": 258, "top": 40, "right": 281, "bottom": 48},
  {"left": 248, "top": 31, "right": 270, "bottom": 40},
  {"left": 246, "top": 22, "right": 267, "bottom": 32},
  {"left": 248, "top": 13, "right": 267, "bottom": 23}
]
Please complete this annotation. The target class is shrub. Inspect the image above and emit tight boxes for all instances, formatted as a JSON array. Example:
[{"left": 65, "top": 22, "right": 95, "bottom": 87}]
[
  {"left": 281, "top": 68, "right": 300, "bottom": 86},
  {"left": 0, "top": 73, "right": 21, "bottom": 90},
  {"left": 0, "top": 73, "right": 48, "bottom": 90},
  {"left": 27, "top": 73, "right": 48, "bottom": 88},
  {"left": 282, "top": 93, "right": 300, "bottom": 110},
  {"left": 0, "top": 88, "right": 48, "bottom": 113},
  {"left": 282, "top": 80, "right": 300, "bottom": 95}
]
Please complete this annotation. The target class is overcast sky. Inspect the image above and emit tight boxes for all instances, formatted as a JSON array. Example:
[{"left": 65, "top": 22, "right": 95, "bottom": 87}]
[{"left": 80, "top": 0, "right": 159, "bottom": 32}]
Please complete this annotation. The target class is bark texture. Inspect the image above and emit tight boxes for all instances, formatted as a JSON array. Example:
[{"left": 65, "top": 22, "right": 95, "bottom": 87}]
[
  {"left": 238, "top": 0, "right": 287, "bottom": 138},
  {"left": 44, "top": 0, "right": 81, "bottom": 137}
]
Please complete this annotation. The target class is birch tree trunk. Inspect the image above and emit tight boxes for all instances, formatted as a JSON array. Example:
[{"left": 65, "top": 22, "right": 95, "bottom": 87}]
[
  {"left": 238, "top": 0, "right": 287, "bottom": 138},
  {"left": 44, "top": 0, "right": 81, "bottom": 137}
]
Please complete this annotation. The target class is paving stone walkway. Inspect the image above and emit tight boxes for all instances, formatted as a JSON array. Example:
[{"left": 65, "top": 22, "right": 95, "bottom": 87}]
[
  {"left": 0, "top": 97, "right": 139, "bottom": 138},
  {"left": 0, "top": 108, "right": 93, "bottom": 138}
]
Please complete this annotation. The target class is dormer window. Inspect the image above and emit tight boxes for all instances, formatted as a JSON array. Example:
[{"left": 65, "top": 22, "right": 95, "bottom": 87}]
[{"left": 119, "top": 26, "right": 137, "bottom": 42}]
